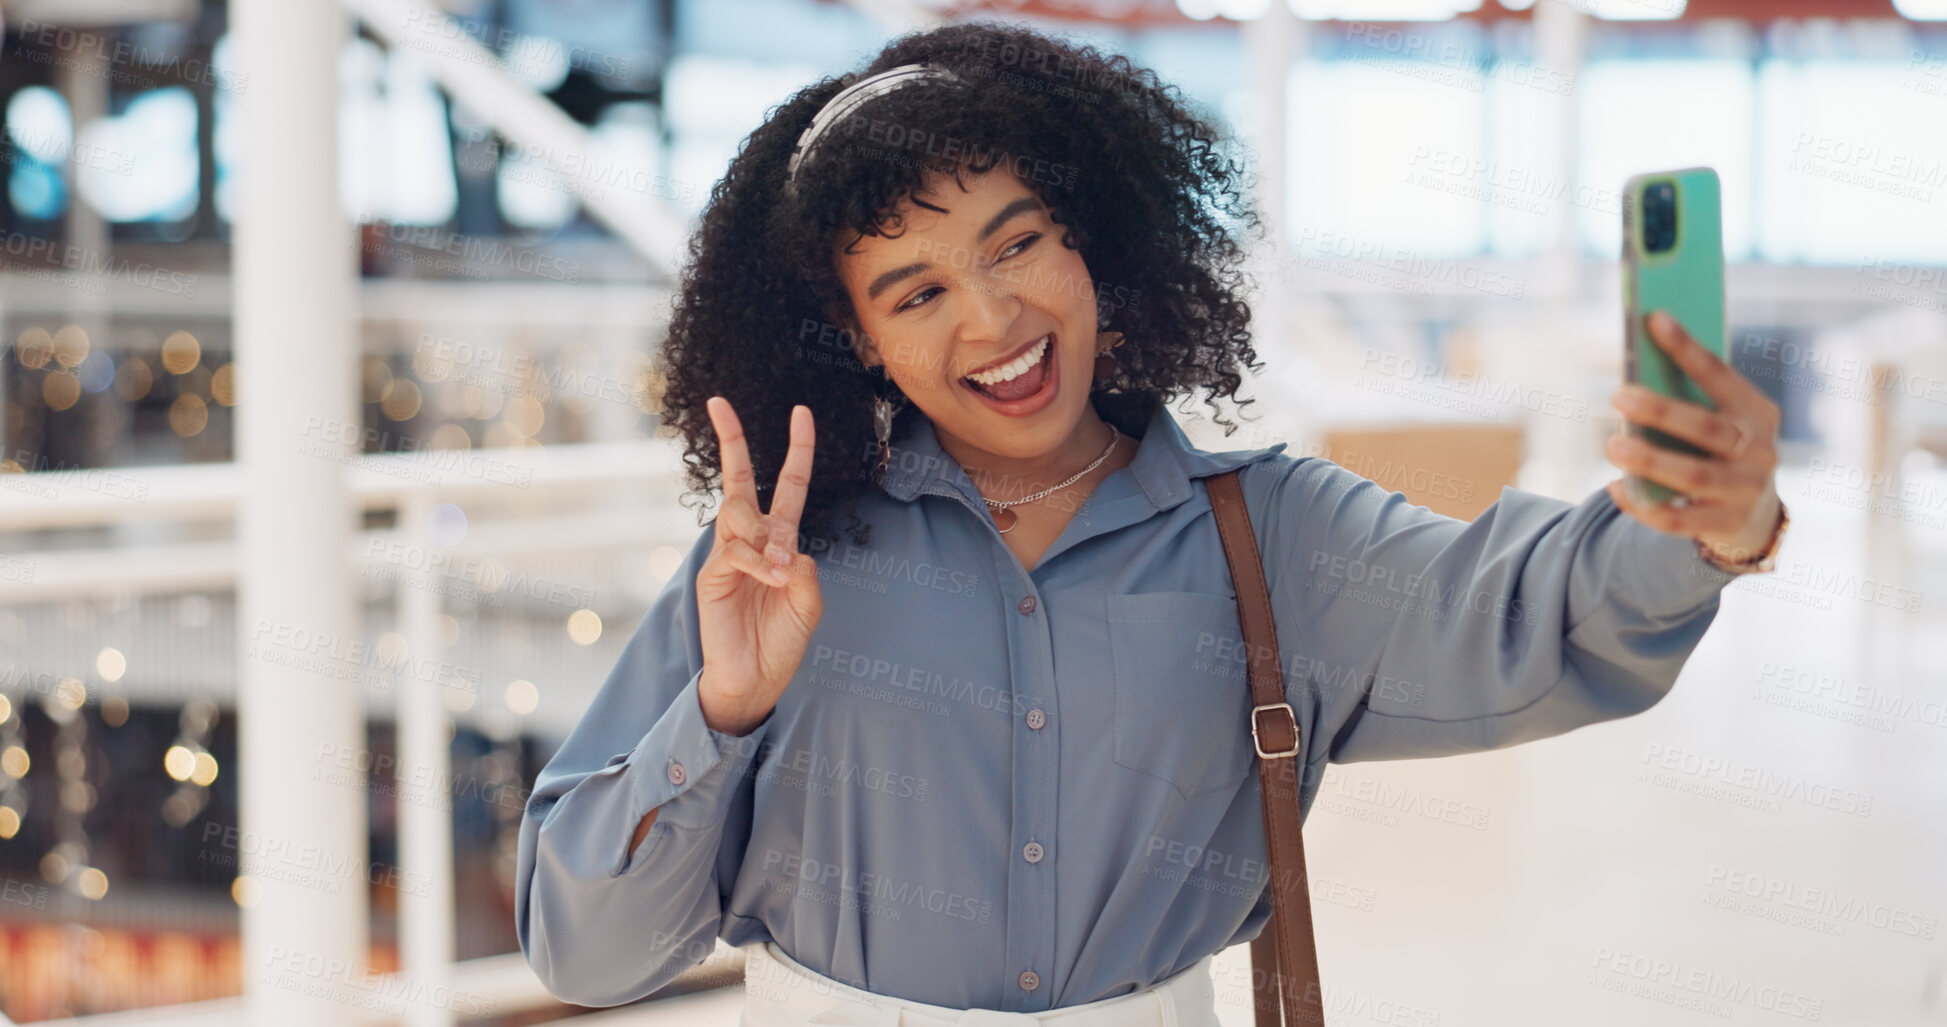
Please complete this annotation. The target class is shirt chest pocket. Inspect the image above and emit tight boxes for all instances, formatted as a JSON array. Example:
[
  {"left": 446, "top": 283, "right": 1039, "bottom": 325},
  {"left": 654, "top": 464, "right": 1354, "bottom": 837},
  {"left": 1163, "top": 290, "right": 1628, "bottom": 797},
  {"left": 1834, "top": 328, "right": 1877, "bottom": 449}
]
[{"left": 1106, "top": 591, "right": 1255, "bottom": 800}]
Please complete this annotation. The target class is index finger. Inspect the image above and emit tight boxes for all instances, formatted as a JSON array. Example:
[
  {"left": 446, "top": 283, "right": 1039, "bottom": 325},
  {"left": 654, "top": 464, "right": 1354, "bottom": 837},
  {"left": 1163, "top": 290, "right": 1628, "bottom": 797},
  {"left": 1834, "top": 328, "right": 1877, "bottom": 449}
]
[
  {"left": 707, "top": 396, "right": 759, "bottom": 513},
  {"left": 765, "top": 405, "right": 815, "bottom": 534},
  {"left": 1646, "top": 311, "right": 1772, "bottom": 424}
]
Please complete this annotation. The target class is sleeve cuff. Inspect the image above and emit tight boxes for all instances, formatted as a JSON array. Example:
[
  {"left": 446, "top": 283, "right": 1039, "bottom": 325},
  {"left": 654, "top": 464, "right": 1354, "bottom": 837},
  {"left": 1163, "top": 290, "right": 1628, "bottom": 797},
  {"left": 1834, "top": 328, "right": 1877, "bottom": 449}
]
[
  {"left": 1603, "top": 490, "right": 1736, "bottom": 614},
  {"left": 620, "top": 668, "right": 773, "bottom": 835}
]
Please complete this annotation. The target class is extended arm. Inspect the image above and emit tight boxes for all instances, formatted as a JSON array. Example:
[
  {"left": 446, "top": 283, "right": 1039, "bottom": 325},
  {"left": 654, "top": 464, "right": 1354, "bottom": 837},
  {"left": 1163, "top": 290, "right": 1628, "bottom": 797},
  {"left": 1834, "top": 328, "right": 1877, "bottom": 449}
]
[{"left": 1247, "top": 458, "right": 1734, "bottom": 767}]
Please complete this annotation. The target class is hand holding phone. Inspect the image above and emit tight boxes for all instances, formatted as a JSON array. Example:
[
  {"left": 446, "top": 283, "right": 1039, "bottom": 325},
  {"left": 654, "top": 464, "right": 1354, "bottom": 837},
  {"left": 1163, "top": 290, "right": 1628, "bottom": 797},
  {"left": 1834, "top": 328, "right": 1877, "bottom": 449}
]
[
  {"left": 1621, "top": 167, "right": 1725, "bottom": 504},
  {"left": 1609, "top": 167, "right": 1784, "bottom": 562}
]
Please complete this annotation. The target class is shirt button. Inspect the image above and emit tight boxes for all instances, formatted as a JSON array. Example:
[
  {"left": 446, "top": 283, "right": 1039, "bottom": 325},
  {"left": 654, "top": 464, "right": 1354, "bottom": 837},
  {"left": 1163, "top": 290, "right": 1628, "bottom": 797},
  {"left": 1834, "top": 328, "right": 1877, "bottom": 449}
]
[
  {"left": 1023, "top": 841, "right": 1044, "bottom": 863},
  {"left": 1017, "top": 596, "right": 1037, "bottom": 615},
  {"left": 1025, "top": 708, "right": 1046, "bottom": 730},
  {"left": 667, "top": 761, "right": 686, "bottom": 786},
  {"left": 1018, "top": 970, "right": 1040, "bottom": 991}
]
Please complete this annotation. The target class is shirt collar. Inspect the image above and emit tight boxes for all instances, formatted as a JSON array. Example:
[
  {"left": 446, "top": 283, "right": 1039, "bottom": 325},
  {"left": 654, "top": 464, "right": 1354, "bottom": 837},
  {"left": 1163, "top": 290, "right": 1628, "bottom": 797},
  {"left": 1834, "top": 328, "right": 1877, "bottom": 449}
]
[{"left": 879, "top": 395, "right": 1289, "bottom": 514}]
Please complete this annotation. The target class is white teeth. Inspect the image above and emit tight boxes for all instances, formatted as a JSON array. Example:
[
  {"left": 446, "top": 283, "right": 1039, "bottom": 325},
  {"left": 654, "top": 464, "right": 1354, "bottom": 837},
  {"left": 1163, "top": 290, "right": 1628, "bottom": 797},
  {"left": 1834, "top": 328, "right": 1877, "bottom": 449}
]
[{"left": 966, "top": 336, "right": 1050, "bottom": 387}]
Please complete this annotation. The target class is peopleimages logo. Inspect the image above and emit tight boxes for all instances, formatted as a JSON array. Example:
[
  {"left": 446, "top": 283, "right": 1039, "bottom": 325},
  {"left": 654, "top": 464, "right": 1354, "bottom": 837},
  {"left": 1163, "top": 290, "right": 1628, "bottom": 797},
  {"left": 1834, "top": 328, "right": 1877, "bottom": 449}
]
[
  {"left": 756, "top": 746, "right": 929, "bottom": 802},
  {"left": 1704, "top": 864, "right": 1937, "bottom": 940},
  {"left": 1755, "top": 661, "right": 1947, "bottom": 733},
  {"left": 760, "top": 850, "right": 994, "bottom": 923},
  {"left": 296, "top": 416, "right": 534, "bottom": 489},
  {"left": 842, "top": 117, "right": 1079, "bottom": 191},
  {"left": 202, "top": 822, "right": 430, "bottom": 898},
  {"left": 261, "top": 946, "right": 495, "bottom": 1018},
  {"left": 807, "top": 645, "right": 1026, "bottom": 717},
  {"left": 1638, "top": 743, "right": 1874, "bottom": 817},
  {"left": 15, "top": 19, "right": 249, "bottom": 93},
  {"left": 0, "top": 230, "right": 199, "bottom": 296},
  {"left": 1318, "top": 766, "right": 1492, "bottom": 830},
  {"left": 1357, "top": 347, "right": 1588, "bottom": 423},
  {"left": 1589, "top": 945, "right": 1823, "bottom": 1021},
  {"left": 1305, "top": 550, "right": 1539, "bottom": 626}
]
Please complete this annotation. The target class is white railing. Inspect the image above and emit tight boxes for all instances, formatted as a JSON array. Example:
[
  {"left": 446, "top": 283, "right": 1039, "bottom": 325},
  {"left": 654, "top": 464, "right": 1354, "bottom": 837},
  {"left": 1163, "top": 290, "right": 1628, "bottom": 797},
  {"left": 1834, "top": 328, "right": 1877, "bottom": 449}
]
[{"left": 1, "top": 436, "right": 735, "bottom": 1025}]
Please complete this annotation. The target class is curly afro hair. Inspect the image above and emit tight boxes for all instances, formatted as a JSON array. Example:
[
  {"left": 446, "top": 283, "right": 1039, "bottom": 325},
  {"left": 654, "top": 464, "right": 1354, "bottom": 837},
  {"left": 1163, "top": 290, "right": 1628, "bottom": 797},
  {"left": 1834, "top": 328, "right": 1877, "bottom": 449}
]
[{"left": 657, "top": 19, "right": 1267, "bottom": 548}]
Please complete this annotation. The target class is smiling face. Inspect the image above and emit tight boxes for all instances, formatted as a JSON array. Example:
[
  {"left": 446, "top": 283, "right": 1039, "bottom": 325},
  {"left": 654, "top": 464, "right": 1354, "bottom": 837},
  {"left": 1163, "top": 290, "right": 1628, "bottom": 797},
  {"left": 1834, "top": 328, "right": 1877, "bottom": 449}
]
[{"left": 832, "top": 166, "right": 1105, "bottom": 473}]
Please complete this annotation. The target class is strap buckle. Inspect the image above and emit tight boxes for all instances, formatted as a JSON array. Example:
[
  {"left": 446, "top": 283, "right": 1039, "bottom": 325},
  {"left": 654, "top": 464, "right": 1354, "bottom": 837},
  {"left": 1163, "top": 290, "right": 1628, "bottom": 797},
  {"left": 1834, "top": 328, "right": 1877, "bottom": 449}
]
[{"left": 1251, "top": 702, "right": 1300, "bottom": 760}]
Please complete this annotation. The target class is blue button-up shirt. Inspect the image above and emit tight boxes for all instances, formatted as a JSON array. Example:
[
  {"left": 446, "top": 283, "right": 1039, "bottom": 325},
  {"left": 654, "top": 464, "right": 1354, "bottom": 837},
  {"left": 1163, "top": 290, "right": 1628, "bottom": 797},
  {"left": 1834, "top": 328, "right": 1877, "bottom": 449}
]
[{"left": 515, "top": 395, "right": 1731, "bottom": 1011}]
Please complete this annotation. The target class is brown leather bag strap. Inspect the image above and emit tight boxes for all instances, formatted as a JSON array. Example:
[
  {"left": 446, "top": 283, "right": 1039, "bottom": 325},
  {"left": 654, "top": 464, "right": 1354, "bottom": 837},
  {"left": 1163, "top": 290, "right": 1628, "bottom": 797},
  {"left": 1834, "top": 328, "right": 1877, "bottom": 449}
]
[{"left": 1205, "top": 469, "right": 1324, "bottom": 1027}]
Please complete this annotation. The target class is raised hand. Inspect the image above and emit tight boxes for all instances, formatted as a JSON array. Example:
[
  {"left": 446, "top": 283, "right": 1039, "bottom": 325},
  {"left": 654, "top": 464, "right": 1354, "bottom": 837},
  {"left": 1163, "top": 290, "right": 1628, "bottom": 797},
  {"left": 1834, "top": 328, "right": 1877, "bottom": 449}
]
[
  {"left": 1604, "top": 310, "right": 1784, "bottom": 564},
  {"left": 695, "top": 397, "right": 823, "bottom": 736}
]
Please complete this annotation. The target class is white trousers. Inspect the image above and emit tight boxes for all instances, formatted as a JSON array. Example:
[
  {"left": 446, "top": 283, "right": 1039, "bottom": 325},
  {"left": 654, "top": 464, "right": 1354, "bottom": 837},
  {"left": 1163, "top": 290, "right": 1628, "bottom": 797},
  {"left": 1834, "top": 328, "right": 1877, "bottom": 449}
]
[{"left": 740, "top": 942, "right": 1221, "bottom": 1027}]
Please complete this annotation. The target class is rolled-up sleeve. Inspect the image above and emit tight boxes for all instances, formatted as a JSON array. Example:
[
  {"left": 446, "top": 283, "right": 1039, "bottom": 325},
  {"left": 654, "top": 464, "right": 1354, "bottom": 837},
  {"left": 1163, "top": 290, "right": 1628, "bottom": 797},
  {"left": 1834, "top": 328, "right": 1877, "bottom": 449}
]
[
  {"left": 1247, "top": 457, "right": 1734, "bottom": 768},
  {"left": 514, "top": 519, "right": 772, "bottom": 1007}
]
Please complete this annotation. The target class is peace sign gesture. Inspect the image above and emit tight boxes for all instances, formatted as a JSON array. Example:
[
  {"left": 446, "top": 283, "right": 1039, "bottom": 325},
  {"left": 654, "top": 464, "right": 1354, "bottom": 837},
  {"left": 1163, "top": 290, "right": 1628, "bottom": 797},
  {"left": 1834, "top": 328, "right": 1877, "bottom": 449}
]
[
  {"left": 1604, "top": 310, "right": 1785, "bottom": 564},
  {"left": 695, "top": 397, "right": 823, "bottom": 736}
]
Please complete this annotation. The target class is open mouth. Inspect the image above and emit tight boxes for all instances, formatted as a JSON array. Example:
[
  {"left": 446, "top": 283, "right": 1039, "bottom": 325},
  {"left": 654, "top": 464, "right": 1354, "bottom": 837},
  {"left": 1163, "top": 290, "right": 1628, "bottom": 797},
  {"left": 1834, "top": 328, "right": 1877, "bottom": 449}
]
[{"left": 961, "top": 334, "right": 1054, "bottom": 404}]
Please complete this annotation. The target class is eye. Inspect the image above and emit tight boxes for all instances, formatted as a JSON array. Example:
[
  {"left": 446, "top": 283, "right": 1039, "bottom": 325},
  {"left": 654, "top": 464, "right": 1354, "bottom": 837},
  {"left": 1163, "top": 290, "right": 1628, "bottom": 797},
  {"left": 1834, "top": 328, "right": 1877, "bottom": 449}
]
[
  {"left": 999, "top": 233, "right": 1041, "bottom": 260},
  {"left": 895, "top": 285, "right": 943, "bottom": 313},
  {"left": 892, "top": 235, "right": 1041, "bottom": 314}
]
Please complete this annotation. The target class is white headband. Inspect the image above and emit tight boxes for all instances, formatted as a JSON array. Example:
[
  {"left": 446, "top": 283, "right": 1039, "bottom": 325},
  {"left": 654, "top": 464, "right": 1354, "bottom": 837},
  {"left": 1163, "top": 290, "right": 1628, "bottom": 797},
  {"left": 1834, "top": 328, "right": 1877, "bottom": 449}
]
[{"left": 785, "top": 63, "right": 960, "bottom": 194}]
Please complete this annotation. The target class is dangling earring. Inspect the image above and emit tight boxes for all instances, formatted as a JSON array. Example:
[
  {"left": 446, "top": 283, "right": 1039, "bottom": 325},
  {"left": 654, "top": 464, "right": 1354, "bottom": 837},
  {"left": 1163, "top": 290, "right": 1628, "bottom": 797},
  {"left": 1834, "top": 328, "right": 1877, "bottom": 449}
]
[
  {"left": 873, "top": 391, "right": 905, "bottom": 481},
  {"left": 1093, "top": 329, "right": 1125, "bottom": 389}
]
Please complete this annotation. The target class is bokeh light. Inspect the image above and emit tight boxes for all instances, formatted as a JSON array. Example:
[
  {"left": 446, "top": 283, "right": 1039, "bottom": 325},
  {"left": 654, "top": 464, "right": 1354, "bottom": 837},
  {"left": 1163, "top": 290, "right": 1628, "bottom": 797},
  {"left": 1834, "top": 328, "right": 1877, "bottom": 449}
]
[
  {"left": 505, "top": 678, "right": 539, "bottom": 716},
  {"left": 444, "top": 684, "right": 477, "bottom": 713},
  {"left": 168, "top": 394, "right": 209, "bottom": 436},
  {"left": 160, "top": 330, "right": 202, "bottom": 374},
  {"left": 362, "top": 357, "right": 394, "bottom": 402},
  {"left": 211, "top": 362, "right": 238, "bottom": 405},
  {"left": 429, "top": 503, "right": 468, "bottom": 546},
  {"left": 190, "top": 752, "right": 219, "bottom": 787},
  {"left": 52, "top": 324, "right": 90, "bottom": 367},
  {"left": 502, "top": 394, "right": 545, "bottom": 437},
  {"left": 114, "top": 357, "right": 155, "bottom": 401},
  {"left": 429, "top": 423, "right": 471, "bottom": 450},
  {"left": 15, "top": 326, "right": 53, "bottom": 368},
  {"left": 380, "top": 378, "right": 423, "bottom": 421},
  {"left": 55, "top": 677, "right": 86, "bottom": 710},
  {"left": 565, "top": 609, "right": 602, "bottom": 645},
  {"left": 163, "top": 746, "right": 195, "bottom": 781},
  {"left": 42, "top": 370, "right": 81, "bottom": 411}
]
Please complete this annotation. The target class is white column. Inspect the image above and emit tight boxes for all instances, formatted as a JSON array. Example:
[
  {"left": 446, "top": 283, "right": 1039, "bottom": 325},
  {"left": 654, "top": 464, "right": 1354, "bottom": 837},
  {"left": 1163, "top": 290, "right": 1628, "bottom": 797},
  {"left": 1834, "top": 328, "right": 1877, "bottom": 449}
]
[
  {"left": 60, "top": 44, "right": 113, "bottom": 469},
  {"left": 1531, "top": 0, "right": 1591, "bottom": 497},
  {"left": 397, "top": 493, "right": 454, "bottom": 1027},
  {"left": 1244, "top": 2, "right": 1297, "bottom": 338},
  {"left": 230, "top": 2, "right": 367, "bottom": 1024},
  {"left": 1242, "top": 2, "right": 1306, "bottom": 447},
  {"left": 60, "top": 49, "right": 110, "bottom": 269},
  {"left": 593, "top": 324, "right": 643, "bottom": 441},
  {"left": 1534, "top": 0, "right": 1588, "bottom": 300}
]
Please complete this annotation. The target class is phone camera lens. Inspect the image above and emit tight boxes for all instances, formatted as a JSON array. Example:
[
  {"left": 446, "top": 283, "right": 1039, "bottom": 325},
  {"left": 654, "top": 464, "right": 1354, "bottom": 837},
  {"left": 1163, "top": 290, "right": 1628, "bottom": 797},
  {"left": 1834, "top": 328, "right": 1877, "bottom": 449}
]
[{"left": 1642, "top": 181, "right": 1678, "bottom": 253}]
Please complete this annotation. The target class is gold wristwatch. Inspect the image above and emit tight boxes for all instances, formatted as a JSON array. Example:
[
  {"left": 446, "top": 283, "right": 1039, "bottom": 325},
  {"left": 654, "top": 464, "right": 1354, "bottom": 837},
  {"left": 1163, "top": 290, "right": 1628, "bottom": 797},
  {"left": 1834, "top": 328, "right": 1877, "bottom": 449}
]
[{"left": 1695, "top": 500, "right": 1789, "bottom": 575}]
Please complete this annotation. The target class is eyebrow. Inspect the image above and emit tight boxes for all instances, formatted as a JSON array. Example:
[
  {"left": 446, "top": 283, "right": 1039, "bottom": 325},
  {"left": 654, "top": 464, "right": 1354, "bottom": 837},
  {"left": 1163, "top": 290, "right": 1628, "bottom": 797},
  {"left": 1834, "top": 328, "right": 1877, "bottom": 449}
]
[
  {"left": 866, "top": 262, "right": 929, "bottom": 303},
  {"left": 864, "top": 196, "right": 1045, "bottom": 302},
  {"left": 977, "top": 196, "right": 1042, "bottom": 243}
]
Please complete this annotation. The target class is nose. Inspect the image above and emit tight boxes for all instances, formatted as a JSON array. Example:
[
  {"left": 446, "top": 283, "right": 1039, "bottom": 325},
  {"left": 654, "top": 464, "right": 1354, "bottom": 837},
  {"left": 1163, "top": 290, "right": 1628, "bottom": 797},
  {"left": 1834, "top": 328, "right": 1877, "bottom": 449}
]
[{"left": 955, "top": 270, "right": 1024, "bottom": 359}]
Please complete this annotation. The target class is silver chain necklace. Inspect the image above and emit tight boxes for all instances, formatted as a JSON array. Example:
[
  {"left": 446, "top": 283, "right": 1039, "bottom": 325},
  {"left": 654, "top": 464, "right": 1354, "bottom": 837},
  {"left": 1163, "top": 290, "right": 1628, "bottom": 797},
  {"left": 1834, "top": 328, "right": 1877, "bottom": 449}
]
[{"left": 983, "top": 424, "right": 1121, "bottom": 535}]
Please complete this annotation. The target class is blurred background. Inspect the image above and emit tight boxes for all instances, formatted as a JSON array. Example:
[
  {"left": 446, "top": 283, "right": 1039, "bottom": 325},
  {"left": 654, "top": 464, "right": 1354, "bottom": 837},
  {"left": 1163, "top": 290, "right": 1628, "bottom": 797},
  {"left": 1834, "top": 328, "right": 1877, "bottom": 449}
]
[{"left": 0, "top": 0, "right": 1944, "bottom": 1023}]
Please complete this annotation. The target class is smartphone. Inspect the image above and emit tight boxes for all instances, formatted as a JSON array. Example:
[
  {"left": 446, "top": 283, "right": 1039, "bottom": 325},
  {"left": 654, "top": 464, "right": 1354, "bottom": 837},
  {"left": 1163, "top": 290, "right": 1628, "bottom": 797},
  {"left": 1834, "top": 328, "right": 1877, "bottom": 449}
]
[{"left": 1621, "top": 166, "right": 1726, "bottom": 505}]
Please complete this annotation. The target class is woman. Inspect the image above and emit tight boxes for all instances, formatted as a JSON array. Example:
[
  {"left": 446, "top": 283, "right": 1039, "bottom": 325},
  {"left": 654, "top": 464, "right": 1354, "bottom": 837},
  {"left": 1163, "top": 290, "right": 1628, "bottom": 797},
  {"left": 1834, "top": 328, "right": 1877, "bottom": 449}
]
[{"left": 514, "top": 21, "right": 1786, "bottom": 1025}]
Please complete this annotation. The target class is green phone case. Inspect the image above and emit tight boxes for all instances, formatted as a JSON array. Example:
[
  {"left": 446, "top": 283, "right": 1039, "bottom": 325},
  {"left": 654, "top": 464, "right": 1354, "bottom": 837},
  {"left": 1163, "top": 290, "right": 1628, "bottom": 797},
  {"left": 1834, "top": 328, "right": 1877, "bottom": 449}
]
[{"left": 1622, "top": 166, "right": 1726, "bottom": 504}]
